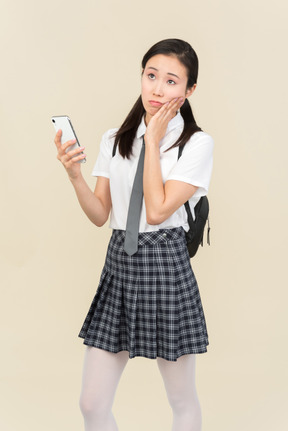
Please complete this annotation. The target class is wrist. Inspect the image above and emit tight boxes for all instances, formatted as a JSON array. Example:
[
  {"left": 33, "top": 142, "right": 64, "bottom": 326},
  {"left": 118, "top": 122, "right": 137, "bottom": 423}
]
[
  {"left": 69, "top": 172, "right": 83, "bottom": 184},
  {"left": 144, "top": 136, "right": 160, "bottom": 150}
]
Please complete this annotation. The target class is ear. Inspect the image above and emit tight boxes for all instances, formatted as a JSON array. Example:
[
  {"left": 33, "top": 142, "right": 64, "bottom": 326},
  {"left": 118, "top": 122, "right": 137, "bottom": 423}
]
[{"left": 186, "top": 83, "right": 197, "bottom": 98}]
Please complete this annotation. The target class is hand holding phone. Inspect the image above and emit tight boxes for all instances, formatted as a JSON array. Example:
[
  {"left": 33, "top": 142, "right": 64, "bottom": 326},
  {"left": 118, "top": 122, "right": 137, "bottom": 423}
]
[
  {"left": 53, "top": 116, "right": 87, "bottom": 181},
  {"left": 52, "top": 115, "right": 86, "bottom": 164}
]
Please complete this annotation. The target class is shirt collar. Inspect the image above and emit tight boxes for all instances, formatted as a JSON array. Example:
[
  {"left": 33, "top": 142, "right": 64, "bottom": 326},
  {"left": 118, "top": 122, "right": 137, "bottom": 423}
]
[{"left": 136, "top": 111, "right": 184, "bottom": 139}]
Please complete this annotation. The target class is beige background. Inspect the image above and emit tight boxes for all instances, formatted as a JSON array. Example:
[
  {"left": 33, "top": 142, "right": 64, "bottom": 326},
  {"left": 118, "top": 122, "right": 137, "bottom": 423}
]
[{"left": 1, "top": 0, "right": 287, "bottom": 430}]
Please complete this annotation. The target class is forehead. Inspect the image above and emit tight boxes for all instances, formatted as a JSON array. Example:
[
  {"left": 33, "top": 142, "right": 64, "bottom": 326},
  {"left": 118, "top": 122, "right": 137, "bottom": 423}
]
[{"left": 145, "top": 54, "right": 187, "bottom": 79}]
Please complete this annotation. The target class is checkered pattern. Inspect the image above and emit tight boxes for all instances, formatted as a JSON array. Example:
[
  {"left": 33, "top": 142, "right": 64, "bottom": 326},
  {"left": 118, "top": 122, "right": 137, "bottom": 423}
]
[{"left": 78, "top": 227, "right": 209, "bottom": 361}]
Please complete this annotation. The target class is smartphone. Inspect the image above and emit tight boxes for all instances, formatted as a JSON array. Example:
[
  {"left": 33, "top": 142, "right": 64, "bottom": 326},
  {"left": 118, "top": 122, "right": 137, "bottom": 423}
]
[{"left": 51, "top": 115, "right": 86, "bottom": 163}]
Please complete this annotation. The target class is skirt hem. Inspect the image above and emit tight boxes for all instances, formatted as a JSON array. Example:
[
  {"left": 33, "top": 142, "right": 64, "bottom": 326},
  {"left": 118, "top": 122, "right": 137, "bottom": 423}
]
[{"left": 79, "top": 335, "right": 209, "bottom": 362}]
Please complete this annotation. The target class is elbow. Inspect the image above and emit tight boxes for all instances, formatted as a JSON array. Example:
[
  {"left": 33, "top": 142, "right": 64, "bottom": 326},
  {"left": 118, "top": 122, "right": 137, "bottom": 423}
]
[
  {"left": 91, "top": 213, "right": 109, "bottom": 228},
  {"left": 146, "top": 210, "right": 165, "bottom": 226},
  {"left": 94, "top": 220, "right": 106, "bottom": 227}
]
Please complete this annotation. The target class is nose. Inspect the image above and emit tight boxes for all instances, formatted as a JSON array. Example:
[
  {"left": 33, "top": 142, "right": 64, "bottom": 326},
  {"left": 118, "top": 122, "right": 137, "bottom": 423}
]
[{"left": 153, "top": 81, "right": 164, "bottom": 97}]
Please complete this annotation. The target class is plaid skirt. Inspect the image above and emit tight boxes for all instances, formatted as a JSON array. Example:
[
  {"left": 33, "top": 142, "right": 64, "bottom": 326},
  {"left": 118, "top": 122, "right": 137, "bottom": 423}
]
[{"left": 78, "top": 227, "right": 209, "bottom": 361}]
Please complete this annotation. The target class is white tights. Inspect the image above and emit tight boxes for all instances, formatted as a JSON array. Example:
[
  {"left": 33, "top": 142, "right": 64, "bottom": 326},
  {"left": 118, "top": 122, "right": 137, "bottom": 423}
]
[
  {"left": 157, "top": 354, "right": 202, "bottom": 431},
  {"left": 79, "top": 347, "right": 202, "bottom": 431}
]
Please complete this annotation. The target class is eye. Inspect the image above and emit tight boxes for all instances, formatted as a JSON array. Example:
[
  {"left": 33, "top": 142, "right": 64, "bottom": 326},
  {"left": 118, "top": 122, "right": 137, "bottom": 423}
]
[
  {"left": 167, "top": 79, "right": 176, "bottom": 85},
  {"left": 148, "top": 73, "right": 156, "bottom": 80}
]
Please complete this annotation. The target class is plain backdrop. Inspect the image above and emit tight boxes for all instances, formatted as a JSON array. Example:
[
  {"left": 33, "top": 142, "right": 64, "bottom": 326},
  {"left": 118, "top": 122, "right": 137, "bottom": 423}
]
[{"left": 1, "top": 1, "right": 287, "bottom": 430}]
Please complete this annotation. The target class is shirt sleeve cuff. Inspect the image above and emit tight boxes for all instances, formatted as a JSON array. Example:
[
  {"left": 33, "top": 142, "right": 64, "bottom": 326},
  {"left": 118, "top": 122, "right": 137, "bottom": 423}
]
[
  {"left": 91, "top": 170, "right": 110, "bottom": 178},
  {"left": 167, "top": 175, "right": 208, "bottom": 193}
]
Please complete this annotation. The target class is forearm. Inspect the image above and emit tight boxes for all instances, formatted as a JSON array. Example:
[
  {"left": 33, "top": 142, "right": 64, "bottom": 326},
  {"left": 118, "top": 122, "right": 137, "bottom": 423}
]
[
  {"left": 70, "top": 174, "right": 110, "bottom": 227},
  {"left": 143, "top": 140, "right": 198, "bottom": 225},
  {"left": 143, "top": 141, "right": 166, "bottom": 225}
]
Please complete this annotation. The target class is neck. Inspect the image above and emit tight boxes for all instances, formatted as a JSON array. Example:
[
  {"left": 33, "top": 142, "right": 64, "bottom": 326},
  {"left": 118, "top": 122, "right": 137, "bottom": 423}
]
[{"left": 144, "top": 113, "right": 151, "bottom": 126}]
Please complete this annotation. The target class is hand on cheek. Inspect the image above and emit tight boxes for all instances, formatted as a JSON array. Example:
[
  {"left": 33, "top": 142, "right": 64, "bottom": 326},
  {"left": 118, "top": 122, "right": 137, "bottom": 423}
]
[{"left": 145, "top": 97, "right": 184, "bottom": 145}]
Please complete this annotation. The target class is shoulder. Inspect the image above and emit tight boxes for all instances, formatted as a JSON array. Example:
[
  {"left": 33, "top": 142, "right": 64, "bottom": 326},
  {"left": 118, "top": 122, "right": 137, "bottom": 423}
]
[
  {"left": 101, "top": 127, "right": 119, "bottom": 143},
  {"left": 99, "top": 127, "right": 119, "bottom": 153},
  {"left": 176, "top": 131, "right": 214, "bottom": 171},
  {"left": 189, "top": 131, "right": 214, "bottom": 147},
  {"left": 182, "top": 131, "right": 214, "bottom": 155}
]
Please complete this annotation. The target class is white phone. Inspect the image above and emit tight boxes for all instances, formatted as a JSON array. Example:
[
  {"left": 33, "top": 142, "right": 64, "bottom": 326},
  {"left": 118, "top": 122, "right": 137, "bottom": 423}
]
[{"left": 51, "top": 115, "right": 86, "bottom": 163}]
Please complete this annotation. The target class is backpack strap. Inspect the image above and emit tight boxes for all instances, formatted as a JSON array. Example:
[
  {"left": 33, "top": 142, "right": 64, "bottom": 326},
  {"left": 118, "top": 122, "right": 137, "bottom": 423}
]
[
  {"left": 178, "top": 145, "right": 210, "bottom": 245},
  {"left": 177, "top": 145, "right": 196, "bottom": 234}
]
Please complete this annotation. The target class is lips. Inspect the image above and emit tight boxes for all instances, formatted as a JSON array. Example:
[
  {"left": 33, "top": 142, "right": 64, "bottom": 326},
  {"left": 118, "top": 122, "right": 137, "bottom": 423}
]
[{"left": 149, "top": 100, "right": 163, "bottom": 107}]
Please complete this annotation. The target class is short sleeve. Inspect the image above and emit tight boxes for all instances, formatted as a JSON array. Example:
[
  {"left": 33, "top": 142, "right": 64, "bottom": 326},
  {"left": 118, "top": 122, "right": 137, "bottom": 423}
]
[
  {"left": 167, "top": 132, "right": 214, "bottom": 198},
  {"left": 91, "top": 128, "right": 118, "bottom": 178}
]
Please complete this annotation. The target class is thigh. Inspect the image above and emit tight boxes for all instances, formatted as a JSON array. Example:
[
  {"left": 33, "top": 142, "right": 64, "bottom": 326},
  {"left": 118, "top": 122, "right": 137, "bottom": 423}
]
[
  {"left": 157, "top": 354, "right": 197, "bottom": 401},
  {"left": 80, "top": 347, "right": 129, "bottom": 406}
]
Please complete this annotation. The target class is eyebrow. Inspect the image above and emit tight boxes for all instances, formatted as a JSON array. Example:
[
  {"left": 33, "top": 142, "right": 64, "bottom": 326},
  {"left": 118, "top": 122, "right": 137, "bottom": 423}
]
[{"left": 147, "top": 67, "right": 180, "bottom": 80}]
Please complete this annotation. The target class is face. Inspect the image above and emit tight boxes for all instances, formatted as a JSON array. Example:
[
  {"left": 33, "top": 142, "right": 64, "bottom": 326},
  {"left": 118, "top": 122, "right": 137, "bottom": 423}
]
[{"left": 141, "top": 54, "right": 196, "bottom": 124}]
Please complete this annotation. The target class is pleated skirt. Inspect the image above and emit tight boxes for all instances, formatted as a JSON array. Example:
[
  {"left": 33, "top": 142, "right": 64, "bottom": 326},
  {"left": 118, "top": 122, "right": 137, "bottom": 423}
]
[{"left": 78, "top": 227, "right": 209, "bottom": 361}]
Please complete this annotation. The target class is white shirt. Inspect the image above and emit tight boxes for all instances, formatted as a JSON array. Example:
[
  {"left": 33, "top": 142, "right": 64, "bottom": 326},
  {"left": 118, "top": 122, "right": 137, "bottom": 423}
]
[{"left": 92, "top": 113, "right": 214, "bottom": 232}]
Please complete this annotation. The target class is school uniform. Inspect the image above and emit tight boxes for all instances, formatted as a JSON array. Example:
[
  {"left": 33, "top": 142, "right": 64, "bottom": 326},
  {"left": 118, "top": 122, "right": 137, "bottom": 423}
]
[{"left": 79, "top": 113, "right": 214, "bottom": 361}]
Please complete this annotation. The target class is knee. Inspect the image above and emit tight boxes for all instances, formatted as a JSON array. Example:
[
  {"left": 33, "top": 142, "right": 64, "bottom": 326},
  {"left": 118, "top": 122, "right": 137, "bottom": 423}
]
[
  {"left": 79, "top": 392, "right": 93, "bottom": 419},
  {"left": 79, "top": 391, "right": 111, "bottom": 421},
  {"left": 168, "top": 393, "right": 188, "bottom": 414},
  {"left": 168, "top": 390, "right": 199, "bottom": 416}
]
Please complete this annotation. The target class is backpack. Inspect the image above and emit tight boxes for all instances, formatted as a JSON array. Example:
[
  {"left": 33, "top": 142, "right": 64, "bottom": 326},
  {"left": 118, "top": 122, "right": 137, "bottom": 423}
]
[{"left": 178, "top": 145, "right": 210, "bottom": 258}]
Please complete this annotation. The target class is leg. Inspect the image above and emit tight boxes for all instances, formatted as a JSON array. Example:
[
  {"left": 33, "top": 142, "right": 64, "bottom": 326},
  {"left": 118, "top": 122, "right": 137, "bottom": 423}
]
[
  {"left": 157, "top": 354, "right": 202, "bottom": 431},
  {"left": 79, "top": 347, "right": 129, "bottom": 431}
]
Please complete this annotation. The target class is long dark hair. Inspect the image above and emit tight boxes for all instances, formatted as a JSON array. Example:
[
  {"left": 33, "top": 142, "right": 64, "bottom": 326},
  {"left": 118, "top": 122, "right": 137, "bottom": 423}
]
[{"left": 114, "top": 39, "right": 202, "bottom": 158}]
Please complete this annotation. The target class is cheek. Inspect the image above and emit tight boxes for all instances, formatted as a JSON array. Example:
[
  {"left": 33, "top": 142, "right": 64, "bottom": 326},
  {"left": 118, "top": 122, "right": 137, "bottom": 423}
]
[
  {"left": 167, "top": 84, "right": 187, "bottom": 99},
  {"left": 141, "top": 82, "right": 153, "bottom": 109},
  {"left": 141, "top": 83, "right": 149, "bottom": 109},
  {"left": 141, "top": 82, "right": 146, "bottom": 95},
  {"left": 141, "top": 76, "right": 150, "bottom": 90}
]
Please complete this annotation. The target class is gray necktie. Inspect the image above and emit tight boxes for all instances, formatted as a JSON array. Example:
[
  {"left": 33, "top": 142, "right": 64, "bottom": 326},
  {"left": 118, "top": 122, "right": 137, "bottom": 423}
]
[{"left": 123, "top": 138, "right": 145, "bottom": 256}]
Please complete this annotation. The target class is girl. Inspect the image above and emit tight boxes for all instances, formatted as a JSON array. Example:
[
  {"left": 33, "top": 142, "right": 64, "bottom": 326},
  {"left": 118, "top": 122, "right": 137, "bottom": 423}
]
[{"left": 55, "top": 39, "right": 213, "bottom": 431}]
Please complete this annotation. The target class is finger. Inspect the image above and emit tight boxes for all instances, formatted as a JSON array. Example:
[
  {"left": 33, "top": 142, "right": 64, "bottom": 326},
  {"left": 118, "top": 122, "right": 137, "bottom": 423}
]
[
  {"left": 57, "top": 139, "right": 78, "bottom": 161},
  {"left": 177, "top": 97, "right": 185, "bottom": 109},
  {"left": 152, "top": 101, "right": 170, "bottom": 119},
  {"left": 157, "top": 99, "right": 178, "bottom": 122},
  {"left": 157, "top": 97, "right": 183, "bottom": 115},
  {"left": 164, "top": 97, "right": 184, "bottom": 118},
  {"left": 54, "top": 129, "right": 62, "bottom": 149},
  {"left": 168, "top": 97, "right": 184, "bottom": 110},
  {"left": 59, "top": 145, "right": 84, "bottom": 163},
  {"left": 61, "top": 139, "right": 78, "bottom": 152},
  {"left": 71, "top": 152, "right": 86, "bottom": 163},
  {"left": 62, "top": 152, "right": 86, "bottom": 165},
  {"left": 66, "top": 145, "right": 85, "bottom": 159}
]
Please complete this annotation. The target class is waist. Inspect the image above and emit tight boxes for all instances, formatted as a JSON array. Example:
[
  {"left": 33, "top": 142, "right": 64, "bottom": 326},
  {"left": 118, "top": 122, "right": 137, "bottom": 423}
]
[{"left": 111, "top": 227, "right": 185, "bottom": 247}]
